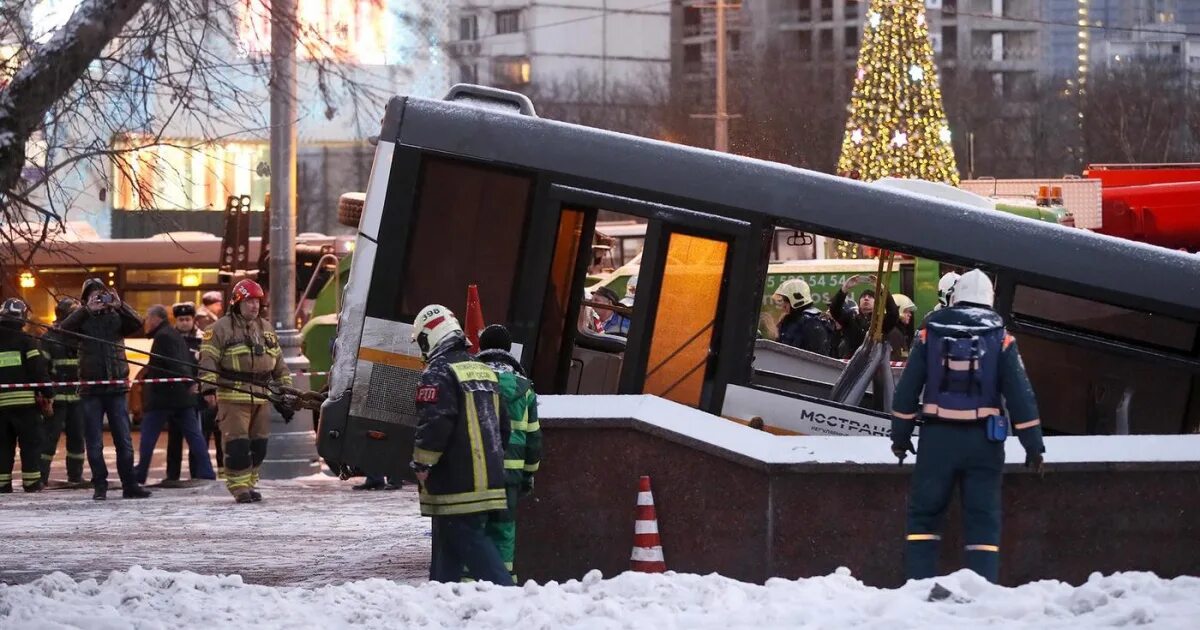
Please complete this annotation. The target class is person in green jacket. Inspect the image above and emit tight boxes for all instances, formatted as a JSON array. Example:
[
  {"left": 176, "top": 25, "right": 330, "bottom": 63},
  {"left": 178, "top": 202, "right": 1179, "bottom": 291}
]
[{"left": 476, "top": 324, "right": 542, "bottom": 581}]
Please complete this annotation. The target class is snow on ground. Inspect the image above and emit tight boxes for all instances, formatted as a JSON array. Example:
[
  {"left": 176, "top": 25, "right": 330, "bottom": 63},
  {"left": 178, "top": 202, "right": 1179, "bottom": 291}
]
[
  {"left": 3, "top": 567, "right": 1199, "bottom": 630},
  {"left": 0, "top": 474, "right": 430, "bottom": 588}
]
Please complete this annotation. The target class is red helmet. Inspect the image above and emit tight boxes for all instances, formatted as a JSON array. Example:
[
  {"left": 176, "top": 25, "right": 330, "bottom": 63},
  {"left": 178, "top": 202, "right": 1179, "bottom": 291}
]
[{"left": 231, "top": 279, "right": 265, "bottom": 306}]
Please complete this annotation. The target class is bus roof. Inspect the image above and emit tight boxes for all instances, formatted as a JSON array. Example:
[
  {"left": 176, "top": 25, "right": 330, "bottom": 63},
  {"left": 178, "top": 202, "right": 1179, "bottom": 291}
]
[{"left": 382, "top": 93, "right": 1200, "bottom": 319}]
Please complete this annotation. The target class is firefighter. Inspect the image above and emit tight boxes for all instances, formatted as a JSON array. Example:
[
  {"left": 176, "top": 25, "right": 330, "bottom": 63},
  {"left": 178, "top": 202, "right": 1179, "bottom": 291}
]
[
  {"left": 890, "top": 269, "right": 1045, "bottom": 584},
  {"left": 40, "top": 297, "right": 86, "bottom": 485},
  {"left": 409, "top": 305, "right": 512, "bottom": 585},
  {"left": 476, "top": 324, "right": 542, "bottom": 581},
  {"left": 771, "top": 278, "right": 832, "bottom": 355},
  {"left": 0, "top": 298, "right": 51, "bottom": 493},
  {"left": 198, "top": 279, "right": 292, "bottom": 504}
]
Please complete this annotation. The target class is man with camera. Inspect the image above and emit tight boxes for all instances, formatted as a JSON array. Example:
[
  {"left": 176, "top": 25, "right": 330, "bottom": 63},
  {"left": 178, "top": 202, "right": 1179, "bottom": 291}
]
[{"left": 60, "top": 279, "right": 151, "bottom": 500}]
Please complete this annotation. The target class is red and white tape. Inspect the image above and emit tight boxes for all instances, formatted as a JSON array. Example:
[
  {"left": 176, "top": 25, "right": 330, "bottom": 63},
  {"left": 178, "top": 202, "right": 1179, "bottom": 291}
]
[{"left": 0, "top": 372, "right": 328, "bottom": 390}]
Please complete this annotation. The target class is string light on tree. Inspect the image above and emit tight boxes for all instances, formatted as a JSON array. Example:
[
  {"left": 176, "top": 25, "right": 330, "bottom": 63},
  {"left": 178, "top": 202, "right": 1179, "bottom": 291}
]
[{"left": 837, "top": 0, "right": 959, "bottom": 190}]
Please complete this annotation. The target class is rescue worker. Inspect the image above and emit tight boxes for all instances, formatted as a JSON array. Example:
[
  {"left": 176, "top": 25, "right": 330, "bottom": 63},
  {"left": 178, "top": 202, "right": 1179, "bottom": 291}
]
[
  {"left": 771, "top": 279, "right": 832, "bottom": 355},
  {"left": 163, "top": 302, "right": 216, "bottom": 484},
  {"left": 888, "top": 294, "right": 917, "bottom": 361},
  {"left": 195, "top": 291, "right": 224, "bottom": 331},
  {"left": 61, "top": 279, "right": 150, "bottom": 500},
  {"left": 136, "top": 305, "right": 216, "bottom": 485},
  {"left": 199, "top": 279, "right": 292, "bottom": 504},
  {"left": 890, "top": 269, "right": 1045, "bottom": 584},
  {"left": 935, "top": 272, "right": 961, "bottom": 310},
  {"left": 477, "top": 324, "right": 542, "bottom": 581},
  {"left": 409, "top": 304, "right": 512, "bottom": 585},
  {"left": 40, "top": 297, "right": 86, "bottom": 485},
  {"left": 0, "top": 298, "right": 51, "bottom": 493}
]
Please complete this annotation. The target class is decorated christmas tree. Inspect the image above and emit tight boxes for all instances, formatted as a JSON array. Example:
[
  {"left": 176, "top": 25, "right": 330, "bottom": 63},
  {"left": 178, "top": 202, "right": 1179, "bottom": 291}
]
[{"left": 837, "top": 0, "right": 959, "bottom": 185}]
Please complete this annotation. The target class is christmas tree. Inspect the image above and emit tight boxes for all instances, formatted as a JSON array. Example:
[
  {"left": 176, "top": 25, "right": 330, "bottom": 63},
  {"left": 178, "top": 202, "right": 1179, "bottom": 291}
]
[{"left": 837, "top": 0, "right": 958, "bottom": 185}]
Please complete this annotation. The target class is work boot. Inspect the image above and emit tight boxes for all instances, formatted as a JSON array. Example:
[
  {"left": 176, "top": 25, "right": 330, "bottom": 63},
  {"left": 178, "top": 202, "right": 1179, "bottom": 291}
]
[
  {"left": 353, "top": 478, "right": 386, "bottom": 491},
  {"left": 249, "top": 489, "right": 263, "bottom": 502},
  {"left": 234, "top": 491, "right": 254, "bottom": 504},
  {"left": 23, "top": 481, "right": 44, "bottom": 493},
  {"left": 123, "top": 486, "right": 152, "bottom": 499},
  {"left": 93, "top": 486, "right": 107, "bottom": 501},
  {"left": 385, "top": 480, "right": 403, "bottom": 491},
  {"left": 159, "top": 479, "right": 186, "bottom": 489}
]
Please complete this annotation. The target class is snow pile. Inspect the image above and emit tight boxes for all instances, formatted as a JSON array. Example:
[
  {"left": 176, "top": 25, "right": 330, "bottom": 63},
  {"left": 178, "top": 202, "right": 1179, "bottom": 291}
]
[{"left": 4, "top": 566, "right": 1198, "bottom": 629}]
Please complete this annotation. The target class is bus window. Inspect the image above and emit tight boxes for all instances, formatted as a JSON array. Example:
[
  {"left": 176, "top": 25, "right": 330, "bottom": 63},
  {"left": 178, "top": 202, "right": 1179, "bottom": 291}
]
[
  {"left": 397, "top": 157, "right": 533, "bottom": 322},
  {"left": 1013, "top": 332, "right": 1194, "bottom": 434},
  {"left": 1012, "top": 285, "right": 1197, "bottom": 353},
  {"left": 642, "top": 232, "right": 728, "bottom": 407},
  {"left": 533, "top": 209, "right": 585, "bottom": 391}
]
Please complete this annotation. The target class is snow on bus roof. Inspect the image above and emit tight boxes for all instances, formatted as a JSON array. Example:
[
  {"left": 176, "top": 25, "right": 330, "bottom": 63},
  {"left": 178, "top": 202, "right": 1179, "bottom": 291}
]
[{"left": 539, "top": 395, "right": 1200, "bottom": 467}]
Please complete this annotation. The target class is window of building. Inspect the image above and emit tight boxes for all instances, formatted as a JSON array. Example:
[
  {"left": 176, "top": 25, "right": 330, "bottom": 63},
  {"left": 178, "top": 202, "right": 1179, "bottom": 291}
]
[
  {"left": 459, "top": 63, "right": 477, "bottom": 83},
  {"left": 459, "top": 14, "right": 478, "bottom": 41},
  {"left": 493, "top": 56, "right": 532, "bottom": 86},
  {"left": 845, "top": 0, "right": 860, "bottom": 19},
  {"left": 684, "top": 44, "right": 703, "bottom": 63},
  {"left": 845, "top": 26, "right": 858, "bottom": 49},
  {"left": 398, "top": 157, "right": 533, "bottom": 322},
  {"left": 238, "top": 0, "right": 388, "bottom": 64},
  {"left": 111, "top": 138, "right": 270, "bottom": 212},
  {"left": 818, "top": 28, "right": 833, "bottom": 51},
  {"left": 495, "top": 9, "right": 521, "bottom": 35},
  {"left": 729, "top": 31, "right": 741, "bottom": 52}
]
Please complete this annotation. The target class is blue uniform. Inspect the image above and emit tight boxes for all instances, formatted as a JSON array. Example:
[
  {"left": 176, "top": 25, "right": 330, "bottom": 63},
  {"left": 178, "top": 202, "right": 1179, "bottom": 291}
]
[{"left": 891, "top": 304, "right": 1045, "bottom": 583}]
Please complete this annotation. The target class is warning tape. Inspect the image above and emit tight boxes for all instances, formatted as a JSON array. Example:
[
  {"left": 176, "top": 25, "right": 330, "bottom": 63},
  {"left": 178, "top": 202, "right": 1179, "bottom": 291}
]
[{"left": 0, "top": 372, "right": 329, "bottom": 390}]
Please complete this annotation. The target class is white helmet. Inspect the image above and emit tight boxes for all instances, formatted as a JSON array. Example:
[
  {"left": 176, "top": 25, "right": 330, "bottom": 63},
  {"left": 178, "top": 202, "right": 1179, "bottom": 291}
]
[
  {"left": 412, "top": 304, "right": 464, "bottom": 359},
  {"left": 893, "top": 293, "right": 916, "bottom": 313},
  {"left": 626, "top": 275, "right": 638, "bottom": 294},
  {"left": 951, "top": 269, "right": 994, "bottom": 307},
  {"left": 773, "top": 278, "right": 814, "bottom": 309},
  {"left": 937, "top": 272, "right": 961, "bottom": 307}
]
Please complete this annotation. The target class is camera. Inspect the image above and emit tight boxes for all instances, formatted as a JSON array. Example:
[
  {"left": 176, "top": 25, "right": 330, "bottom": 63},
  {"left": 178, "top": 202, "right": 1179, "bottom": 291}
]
[{"left": 98, "top": 292, "right": 116, "bottom": 305}]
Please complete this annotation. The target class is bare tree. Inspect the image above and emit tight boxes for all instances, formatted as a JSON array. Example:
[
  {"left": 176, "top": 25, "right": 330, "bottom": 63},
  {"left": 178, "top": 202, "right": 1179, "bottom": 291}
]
[
  {"left": 1, "top": 0, "right": 438, "bottom": 268},
  {"left": 1083, "top": 59, "right": 1192, "bottom": 165},
  {"left": 524, "top": 69, "right": 679, "bottom": 140}
]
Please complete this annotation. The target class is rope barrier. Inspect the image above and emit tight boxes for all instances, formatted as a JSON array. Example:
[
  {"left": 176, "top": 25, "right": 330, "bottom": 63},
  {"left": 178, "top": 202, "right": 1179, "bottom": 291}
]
[{"left": 0, "top": 373, "right": 329, "bottom": 390}]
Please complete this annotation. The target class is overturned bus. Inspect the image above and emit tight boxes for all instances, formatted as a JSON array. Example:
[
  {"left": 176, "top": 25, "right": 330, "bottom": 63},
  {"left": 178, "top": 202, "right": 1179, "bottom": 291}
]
[{"left": 318, "top": 85, "right": 1200, "bottom": 479}]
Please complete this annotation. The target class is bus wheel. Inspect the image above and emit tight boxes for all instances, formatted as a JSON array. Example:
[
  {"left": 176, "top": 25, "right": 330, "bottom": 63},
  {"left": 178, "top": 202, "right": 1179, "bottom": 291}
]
[{"left": 337, "top": 192, "right": 365, "bottom": 228}]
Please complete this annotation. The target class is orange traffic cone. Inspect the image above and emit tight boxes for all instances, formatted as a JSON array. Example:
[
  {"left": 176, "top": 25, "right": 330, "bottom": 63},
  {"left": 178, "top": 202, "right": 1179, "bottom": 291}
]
[
  {"left": 464, "top": 284, "right": 485, "bottom": 354},
  {"left": 630, "top": 475, "right": 666, "bottom": 573}
]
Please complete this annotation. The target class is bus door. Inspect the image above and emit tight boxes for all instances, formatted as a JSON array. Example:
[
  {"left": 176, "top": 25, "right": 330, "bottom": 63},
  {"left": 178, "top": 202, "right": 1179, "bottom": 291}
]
[{"left": 524, "top": 185, "right": 755, "bottom": 414}]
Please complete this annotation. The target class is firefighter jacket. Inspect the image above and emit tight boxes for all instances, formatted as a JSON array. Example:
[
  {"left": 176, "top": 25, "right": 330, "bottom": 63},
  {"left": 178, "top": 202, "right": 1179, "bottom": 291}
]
[
  {"left": 477, "top": 349, "right": 542, "bottom": 487},
  {"left": 0, "top": 324, "right": 53, "bottom": 409},
  {"left": 777, "top": 307, "right": 833, "bottom": 356},
  {"left": 143, "top": 321, "right": 197, "bottom": 411},
  {"left": 891, "top": 304, "right": 1045, "bottom": 455},
  {"left": 831, "top": 289, "right": 899, "bottom": 356},
  {"left": 59, "top": 303, "right": 143, "bottom": 395},
  {"left": 198, "top": 313, "right": 291, "bottom": 403},
  {"left": 40, "top": 326, "right": 81, "bottom": 403},
  {"left": 412, "top": 336, "right": 510, "bottom": 517}
]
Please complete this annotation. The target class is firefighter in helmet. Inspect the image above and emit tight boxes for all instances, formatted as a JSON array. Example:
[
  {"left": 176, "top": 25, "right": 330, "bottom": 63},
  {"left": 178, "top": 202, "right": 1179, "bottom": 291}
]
[
  {"left": 40, "top": 297, "right": 87, "bottom": 485},
  {"left": 409, "top": 305, "right": 512, "bottom": 584},
  {"left": 891, "top": 269, "right": 1045, "bottom": 584},
  {"left": 199, "top": 279, "right": 292, "bottom": 503},
  {"left": 0, "top": 298, "right": 52, "bottom": 493}
]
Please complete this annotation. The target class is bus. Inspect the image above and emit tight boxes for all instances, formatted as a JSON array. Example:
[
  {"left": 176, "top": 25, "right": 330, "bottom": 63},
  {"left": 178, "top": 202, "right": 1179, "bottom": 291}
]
[{"left": 317, "top": 85, "right": 1200, "bottom": 477}]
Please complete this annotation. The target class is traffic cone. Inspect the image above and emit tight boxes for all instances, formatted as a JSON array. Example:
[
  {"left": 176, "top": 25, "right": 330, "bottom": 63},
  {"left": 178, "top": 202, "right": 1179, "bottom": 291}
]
[
  {"left": 630, "top": 475, "right": 666, "bottom": 573},
  {"left": 464, "top": 284, "right": 485, "bottom": 354}
]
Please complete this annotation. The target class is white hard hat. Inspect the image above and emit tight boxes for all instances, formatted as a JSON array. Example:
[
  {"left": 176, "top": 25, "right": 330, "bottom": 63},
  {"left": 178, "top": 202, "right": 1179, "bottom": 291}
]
[
  {"left": 412, "top": 304, "right": 464, "bottom": 359},
  {"left": 627, "top": 275, "right": 638, "bottom": 293},
  {"left": 773, "top": 278, "right": 814, "bottom": 309},
  {"left": 951, "top": 269, "right": 994, "bottom": 307},
  {"left": 937, "top": 272, "right": 961, "bottom": 307},
  {"left": 893, "top": 293, "right": 916, "bottom": 313}
]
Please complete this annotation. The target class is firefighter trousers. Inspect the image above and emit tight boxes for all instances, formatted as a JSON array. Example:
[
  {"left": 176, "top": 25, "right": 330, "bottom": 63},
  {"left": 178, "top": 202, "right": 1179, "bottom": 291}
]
[
  {"left": 41, "top": 400, "right": 85, "bottom": 483},
  {"left": 484, "top": 486, "right": 520, "bottom": 580},
  {"left": 430, "top": 513, "right": 513, "bottom": 585},
  {"left": 1, "top": 405, "right": 43, "bottom": 490},
  {"left": 904, "top": 421, "right": 1004, "bottom": 583},
  {"left": 216, "top": 402, "right": 270, "bottom": 497}
]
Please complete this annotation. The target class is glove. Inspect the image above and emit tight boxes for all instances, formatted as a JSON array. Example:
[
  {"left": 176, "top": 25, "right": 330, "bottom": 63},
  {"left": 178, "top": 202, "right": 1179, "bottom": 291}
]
[
  {"left": 519, "top": 476, "right": 535, "bottom": 498},
  {"left": 35, "top": 394, "right": 54, "bottom": 419},
  {"left": 1025, "top": 451, "right": 1045, "bottom": 476},
  {"left": 892, "top": 439, "right": 916, "bottom": 464},
  {"left": 273, "top": 400, "right": 295, "bottom": 423}
]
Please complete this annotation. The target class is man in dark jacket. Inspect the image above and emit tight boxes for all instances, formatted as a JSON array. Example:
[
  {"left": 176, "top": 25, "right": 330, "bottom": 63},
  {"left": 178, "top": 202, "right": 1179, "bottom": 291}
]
[
  {"left": 136, "top": 305, "right": 216, "bottom": 485},
  {"left": 409, "top": 304, "right": 512, "bottom": 585},
  {"left": 163, "top": 302, "right": 216, "bottom": 485},
  {"left": 770, "top": 279, "right": 832, "bottom": 355},
  {"left": 60, "top": 278, "right": 151, "bottom": 500},
  {"left": 40, "top": 297, "right": 87, "bottom": 485},
  {"left": 0, "top": 298, "right": 52, "bottom": 493},
  {"left": 831, "top": 274, "right": 899, "bottom": 356}
]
